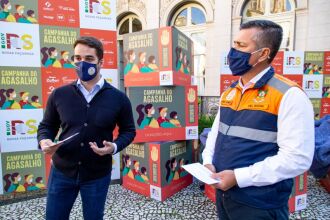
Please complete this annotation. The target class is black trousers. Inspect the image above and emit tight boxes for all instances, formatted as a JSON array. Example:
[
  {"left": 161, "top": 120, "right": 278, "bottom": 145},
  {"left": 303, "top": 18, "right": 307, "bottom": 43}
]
[{"left": 216, "top": 190, "right": 289, "bottom": 220}]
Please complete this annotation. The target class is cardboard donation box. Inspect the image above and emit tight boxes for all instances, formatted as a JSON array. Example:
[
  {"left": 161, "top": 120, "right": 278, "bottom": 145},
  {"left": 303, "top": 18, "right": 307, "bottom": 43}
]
[
  {"left": 123, "top": 27, "right": 194, "bottom": 86},
  {"left": 127, "top": 86, "right": 198, "bottom": 143},
  {"left": 122, "top": 141, "right": 194, "bottom": 201}
]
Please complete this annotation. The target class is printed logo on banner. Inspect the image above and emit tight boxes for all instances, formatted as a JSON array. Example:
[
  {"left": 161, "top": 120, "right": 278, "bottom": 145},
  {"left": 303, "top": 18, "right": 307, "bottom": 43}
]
[
  {"left": 41, "top": 69, "right": 77, "bottom": 108},
  {"left": 0, "top": 23, "right": 40, "bottom": 67},
  {"left": 100, "top": 69, "right": 118, "bottom": 89},
  {"left": 0, "top": 109, "right": 43, "bottom": 152},
  {"left": 39, "top": 0, "right": 80, "bottom": 27},
  {"left": 295, "top": 194, "right": 307, "bottom": 211},
  {"left": 150, "top": 185, "right": 161, "bottom": 201},
  {"left": 79, "top": 0, "right": 116, "bottom": 31},
  {"left": 220, "top": 52, "right": 232, "bottom": 75},
  {"left": 80, "top": 29, "right": 117, "bottom": 69},
  {"left": 160, "top": 71, "right": 173, "bottom": 85},
  {"left": 321, "top": 98, "right": 330, "bottom": 117},
  {"left": 303, "top": 75, "right": 323, "bottom": 98},
  {"left": 1, "top": 150, "right": 46, "bottom": 194},
  {"left": 186, "top": 126, "right": 198, "bottom": 139},
  {"left": 324, "top": 52, "right": 330, "bottom": 74},
  {"left": 272, "top": 51, "right": 284, "bottom": 74},
  {"left": 283, "top": 51, "right": 304, "bottom": 75}
]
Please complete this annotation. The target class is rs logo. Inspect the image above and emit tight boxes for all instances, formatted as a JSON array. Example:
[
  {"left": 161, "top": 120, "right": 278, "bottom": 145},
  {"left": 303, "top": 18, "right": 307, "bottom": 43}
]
[
  {"left": 6, "top": 120, "right": 37, "bottom": 135},
  {"left": 85, "top": 0, "right": 111, "bottom": 15},
  {"left": 0, "top": 33, "right": 33, "bottom": 50}
]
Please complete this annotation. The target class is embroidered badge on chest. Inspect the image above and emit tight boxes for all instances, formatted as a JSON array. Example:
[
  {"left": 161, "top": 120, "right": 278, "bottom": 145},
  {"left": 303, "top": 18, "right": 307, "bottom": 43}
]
[{"left": 254, "top": 89, "right": 268, "bottom": 103}]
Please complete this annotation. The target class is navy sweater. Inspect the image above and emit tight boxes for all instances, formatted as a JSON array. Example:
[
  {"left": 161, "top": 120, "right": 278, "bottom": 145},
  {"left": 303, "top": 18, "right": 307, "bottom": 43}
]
[{"left": 37, "top": 80, "right": 136, "bottom": 181}]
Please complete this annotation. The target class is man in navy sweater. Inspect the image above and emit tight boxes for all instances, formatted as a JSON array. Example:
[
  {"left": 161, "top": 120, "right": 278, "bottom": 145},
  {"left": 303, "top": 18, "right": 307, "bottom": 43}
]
[{"left": 38, "top": 36, "right": 136, "bottom": 220}]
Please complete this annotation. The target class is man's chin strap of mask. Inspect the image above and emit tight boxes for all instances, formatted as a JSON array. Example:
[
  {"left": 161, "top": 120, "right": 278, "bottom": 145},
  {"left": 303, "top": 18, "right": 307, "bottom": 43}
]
[{"left": 251, "top": 48, "right": 271, "bottom": 68}]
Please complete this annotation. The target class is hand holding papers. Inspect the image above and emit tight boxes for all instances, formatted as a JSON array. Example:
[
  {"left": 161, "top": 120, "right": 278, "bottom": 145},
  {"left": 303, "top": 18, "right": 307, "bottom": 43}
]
[
  {"left": 182, "top": 163, "right": 221, "bottom": 185},
  {"left": 50, "top": 132, "right": 80, "bottom": 147}
]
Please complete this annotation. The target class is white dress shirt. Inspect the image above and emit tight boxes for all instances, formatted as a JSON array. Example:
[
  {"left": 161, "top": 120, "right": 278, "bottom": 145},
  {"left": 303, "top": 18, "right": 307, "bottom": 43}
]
[
  {"left": 77, "top": 75, "right": 118, "bottom": 154},
  {"left": 202, "top": 67, "right": 315, "bottom": 188}
]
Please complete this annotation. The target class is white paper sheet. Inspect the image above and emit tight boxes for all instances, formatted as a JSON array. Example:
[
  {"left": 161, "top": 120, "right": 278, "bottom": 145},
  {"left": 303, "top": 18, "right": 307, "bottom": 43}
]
[
  {"left": 182, "top": 163, "right": 221, "bottom": 185},
  {"left": 50, "top": 132, "right": 79, "bottom": 147}
]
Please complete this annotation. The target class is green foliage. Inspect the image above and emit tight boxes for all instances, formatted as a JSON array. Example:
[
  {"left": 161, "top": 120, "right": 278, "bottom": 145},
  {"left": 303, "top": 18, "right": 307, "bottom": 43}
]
[{"left": 198, "top": 114, "right": 216, "bottom": 135}]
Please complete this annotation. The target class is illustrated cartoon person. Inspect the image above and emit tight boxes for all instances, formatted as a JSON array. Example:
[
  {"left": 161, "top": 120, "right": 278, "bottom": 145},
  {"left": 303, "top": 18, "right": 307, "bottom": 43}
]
[
  {"left": 60, "top": 51, "right": 75, "bottom": 68},
  {"left": 140, "top": 167, "right": 149, "bottom": 184},
  {"left": 0, "top": 0, "right": 16, "bottom": 22},
  {"left": 304, "top": 63, "right": 312, "bottom": 74},
  {"left": 183, "top": 54, "right": 190, "bottom": 74},
  {"left": 132, "top": 161, "right": 145, "bottom": 182},
  {"left": 124, "top": 50, "right": 139, "bottom": 75},
  {"left": 19, "top": 91, "right": 35, "bottom": 109},
  {"left": 169, "top": 111, "right": 181, "bottom": 127},
  {"left": 165, "top": 158, "right": 179, "bottom": 183},
  {"left": 122, "top": 155, "right": 134, "bottom": 179},
  {"left": 0, "top": 88, "right": 6, "bottom": 108},
  {"left": 35, "top": 177, "right": 46, "bottom": 189},
  {"left": 1, "top": 88, "right": 21, "bottom": 109},
  {"left": 136, "top": 104, "right": 159, "bottom": 129},
  {"left": 175, "top": 47, "right": 183, "bottom": 72},
  {"left": 26, "top": 9, "right": 37, "bottom": 23},
  {"left": 323, "top": 87, "right": 330, "bottom": 98},
  {"left": 178, "top": 158, "right": 188, "bottom": 177},
  {"left": 14, "top": 4, "right": 31, "bottom": 23},
  {"left": 157, "top": 107, "right": 176, "bottom": 128},
  {"left": 41, "top": 47, "right": 62, "bottom": 68},
  {"left": 31, "top": 95, "right": 42, "bottom": 108},
  {"left": 3, "top": 173, "right": 26, "bottom": 193},
  {"left": 148, "top": 55, "right": 159, "bottom": 72},
  {"left": 138, "top": 52, "right": 154, "bottom": 73},
  {"left": 23, "top": 174, "right": 39, "bottom": 191}
]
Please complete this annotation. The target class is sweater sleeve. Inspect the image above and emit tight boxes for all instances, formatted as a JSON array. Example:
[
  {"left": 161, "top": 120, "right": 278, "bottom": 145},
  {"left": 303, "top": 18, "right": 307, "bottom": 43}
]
[
  {"left": 37, "top": 89, "right": 61, "bottom": 147},
  {"left": 113, "top": 95, "right": 136, "bottom": 152}
]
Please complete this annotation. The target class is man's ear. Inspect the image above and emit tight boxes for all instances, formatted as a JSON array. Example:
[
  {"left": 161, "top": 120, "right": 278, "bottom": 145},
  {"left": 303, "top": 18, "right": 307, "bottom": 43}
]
[
  {"left": 259, "top": 48, "right": 271, "bottom": 63},
  {"left": 99, "top": 59, "right": 104, "bottom": 67}
]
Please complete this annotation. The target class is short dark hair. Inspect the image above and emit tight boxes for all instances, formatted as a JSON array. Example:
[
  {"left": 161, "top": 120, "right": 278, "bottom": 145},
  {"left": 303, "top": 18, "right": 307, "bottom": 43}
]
[
  {"left": 27, "top": 10, "right": 34, "bottom": 16},
  {"left": 1, "top": 0, "right": 9, "bottom": 9},
  {"left": 73, "top": 36, "right": 104, "bottom": 61},
  {"left": 240, "top": 20, "right": 283, "bottom": 63}
]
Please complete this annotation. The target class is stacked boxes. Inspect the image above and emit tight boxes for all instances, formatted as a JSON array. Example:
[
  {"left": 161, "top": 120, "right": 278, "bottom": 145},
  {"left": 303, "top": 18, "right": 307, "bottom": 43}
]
[
  {"left": 123, "top": 27, "right": 194, "bottom": 87},
  {"left": 122, "top": 27, "right": 198, "bottom": 200},
  {"left": 122, "top": 141, "right": 194, "bottom": 201}
]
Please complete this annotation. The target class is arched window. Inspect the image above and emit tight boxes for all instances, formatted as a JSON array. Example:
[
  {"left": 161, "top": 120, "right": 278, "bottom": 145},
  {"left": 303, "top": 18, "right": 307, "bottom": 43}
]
[
  {"left": 117, "top": 14, "right": 142, "bottom": 37},
  {"left": 242, "top": 0, "right": 295, "bottom": 51},
  {"left": 171, "top": 4, "right": 206, "bottom": 27},
  {"left": 170, "top": 3, "right": 207, "bottom": 95}
]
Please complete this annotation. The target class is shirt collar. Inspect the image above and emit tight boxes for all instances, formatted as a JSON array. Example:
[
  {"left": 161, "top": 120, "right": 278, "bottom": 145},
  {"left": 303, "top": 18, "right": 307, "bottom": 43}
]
[
  {"left": 238, "top": 66, "right": 271, "bottom": 89},
  {"left": 77, "top": 75, "right": 105, "bottom": 90}
]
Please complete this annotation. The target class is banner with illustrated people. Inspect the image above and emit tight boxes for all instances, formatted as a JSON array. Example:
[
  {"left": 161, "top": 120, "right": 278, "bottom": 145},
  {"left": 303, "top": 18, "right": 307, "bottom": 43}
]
[
  {"left": 123, "top": 27, "right": 194, "bottom": 86},
  {"left": 127, "top": 86, "right": 198, "bottom": 142},
  {"left": 0, "top": 0, "right": 118, "bottom": 194},
  {"left": 122, "top": 141, "right": 194, "bottom": 201},
  {"left": 1, "top": 150, "right": 45, "bottom": 194}
]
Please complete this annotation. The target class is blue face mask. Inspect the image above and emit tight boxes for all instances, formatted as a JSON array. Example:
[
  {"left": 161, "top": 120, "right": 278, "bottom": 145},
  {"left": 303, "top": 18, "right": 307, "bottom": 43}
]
[
  {"left": 75, "top": 61, "right": 98, "bottom": 81},
  {"left": 228, "top": 47, "right": 262, "bottom": 76}
]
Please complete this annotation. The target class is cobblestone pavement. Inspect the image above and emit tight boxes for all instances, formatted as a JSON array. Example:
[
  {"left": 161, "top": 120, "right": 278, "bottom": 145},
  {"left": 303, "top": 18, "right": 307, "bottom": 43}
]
[{"left": 0, "top": 176, "right": 329, "bottom": 219}]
